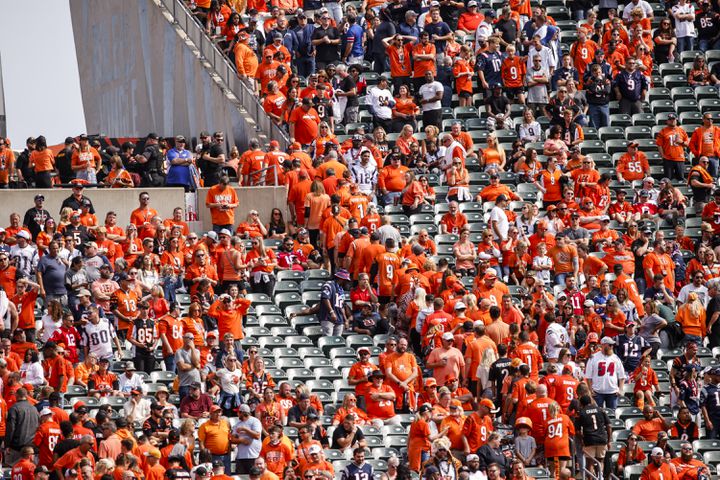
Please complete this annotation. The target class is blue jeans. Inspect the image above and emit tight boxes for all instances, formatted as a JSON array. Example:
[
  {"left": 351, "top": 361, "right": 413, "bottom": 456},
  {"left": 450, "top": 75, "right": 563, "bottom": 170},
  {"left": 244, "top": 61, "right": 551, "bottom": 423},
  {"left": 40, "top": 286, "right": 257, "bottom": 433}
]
[
  {"left": 588, "top": 104, "right": 610, "bottom": 128},
  {"left": 212, "top": 454, "right": 231, "bottom": 473},
  {"left": 699, "top": 38, "right": 720, "bottom": 52},
  {"left": 677, "top": 36, "right": 694, "bottom": 54},
  {"left": 572, "top": 10, "right": 585, "bottom": 20},
  {"left": 685, "top": 334, "right": 703, "bottom": 346},
  {"left": 706, "top": 156, "right": 719, "bottom": 178},
  {"left": 325, "top": 2, "right": 343, "bottom": 22},
  {"left": 164, "top": 355, "right": 176, "bottom": 372},
  {"left": 295, "top": 56, "right": 316, "bottom": 77},
  {"left": 593, "top": 392, "right": 618, "bottom": 409},
  {"left": 554, "top": 272, "right": 570, "bottom": 286}
]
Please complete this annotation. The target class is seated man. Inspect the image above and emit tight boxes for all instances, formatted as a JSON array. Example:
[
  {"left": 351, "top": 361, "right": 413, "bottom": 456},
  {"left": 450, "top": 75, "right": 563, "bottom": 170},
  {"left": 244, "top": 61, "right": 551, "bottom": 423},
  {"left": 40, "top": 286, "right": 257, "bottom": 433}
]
[
  {"left": 631, "top": 406, "right": 671, "bottom": 441},
  {"left": 670, "top": 443, "right": 709, "bottom": 480}
]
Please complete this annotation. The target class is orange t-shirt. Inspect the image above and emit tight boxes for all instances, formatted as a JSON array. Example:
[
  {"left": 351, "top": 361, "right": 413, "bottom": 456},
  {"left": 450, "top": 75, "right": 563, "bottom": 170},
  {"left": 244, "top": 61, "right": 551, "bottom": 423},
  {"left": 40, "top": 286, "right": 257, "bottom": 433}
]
[
  {"left": 616, "top": 151, "right": 649, "bottom": 181},
  {"left": 387, "top": 43, "right": 413, "bottom": 77},
  {"left": 303, "top": 193, "right": 331, "bottom": 230},
  {"left": 365, "top": 384, "right": 396, "bottom": 419},
  {"left": 34, "top": 421, "right": 62, "bottom": 467},
  {"left": 549, "top": 244, "right": 577, "bottom": 274},
  {"left": 348, "top": 361, "right": 378, "bottom": 398},
  {"left": 205, "top": 184, "right": 238, "bottom": 226},
  {"left": 544, "top": 414, "right": 575, "bottom": 458},
  {"left": 30, "top": 150, "right": 55, "bottom": 173},
  {"left": 289, "top": 108, "right": 321, "bottom": 145},
  {"left": 209, "top": 298, "right": 250, "bottom": 340},
  {"left": 452, "top": 59, "right": 474, "bottom": 94},
  {"left": 412, "top": 43, "right": 436, "bottom": 78},
  {"left": 72, "top": 148, "right": 102, "bottom": 171}
]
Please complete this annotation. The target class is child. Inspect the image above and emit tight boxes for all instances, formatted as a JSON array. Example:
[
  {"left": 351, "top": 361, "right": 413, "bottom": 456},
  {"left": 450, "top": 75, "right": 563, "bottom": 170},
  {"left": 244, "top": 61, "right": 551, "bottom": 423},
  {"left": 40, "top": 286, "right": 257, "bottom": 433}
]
[
  {"left": 678, "top": 364, "right": 701, "bottom": 425},
  {"left": 159, "top": 264, "right": 184, "bottom": 303},
  {"left": 514, "top": 416, "right": 537, "bottom": 466},
  {"left": 532, "top": 243, "right": 553, "bottom": 284},
  {"left": 630, "top": 356, "right": 658, "bottom": 409}
]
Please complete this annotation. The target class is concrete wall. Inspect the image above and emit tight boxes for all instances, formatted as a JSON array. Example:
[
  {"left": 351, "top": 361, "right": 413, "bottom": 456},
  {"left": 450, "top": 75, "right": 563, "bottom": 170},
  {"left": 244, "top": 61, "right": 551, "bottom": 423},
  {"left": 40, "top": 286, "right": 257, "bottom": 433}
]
[
  {"left": 69, "top": 0, "right": 255, "bottom": 149},
  {"left": 1, "top": 188, "right": 186, "bottom": 227},
  {"left": 2, "top": 186, "right": 287, "bottom": 233}
]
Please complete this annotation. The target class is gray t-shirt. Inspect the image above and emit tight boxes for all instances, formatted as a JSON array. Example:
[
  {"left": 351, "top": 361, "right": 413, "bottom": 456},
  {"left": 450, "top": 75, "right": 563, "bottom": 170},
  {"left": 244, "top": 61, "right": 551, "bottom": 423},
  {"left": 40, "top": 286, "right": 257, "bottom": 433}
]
[
  {"left": 175, "top": 348, "right": 201, "bottom": 386},
  {"left": 233, "top": 416, "right": 262, "bottom": 459},
  {"left": 638, "top": 314, "right": 665, "bottom": 344},
  {"left": 37, "top": 255, "right": 67, "bottom": 295},
  {"left": 515, "top": 435, "right": 536, "bottom": 462}
]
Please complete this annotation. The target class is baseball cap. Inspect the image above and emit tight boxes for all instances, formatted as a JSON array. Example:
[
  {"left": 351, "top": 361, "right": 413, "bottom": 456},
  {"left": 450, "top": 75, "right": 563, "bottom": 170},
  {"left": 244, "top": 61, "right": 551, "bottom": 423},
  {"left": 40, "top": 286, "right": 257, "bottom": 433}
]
[
  {"left": 583, "top": 300, "right": 595, "bottom": 307},
  {"left": 335, "top": 269, "right": 351, "bottom": 280},
  {"left": 16, "top": 230, "right": 30, "bottom": 240},
  {"left": 600, "top": 336, "right": 616, "bottom": 345},
  {"left": 424, "top": 378, "right": 437, "bottom": 387},
  {"left": 40, "top": 408, "right": 53, "bottom": 416},
  {"left": 454, "top": 301, "right": 467, "bottom": 310},
  {"left": 667, "top": 113, "right": 677, "bottom": 120},
  {"left": 651, "top": 447, "right": 664, "bottom": 456},
  {"left": 466, "top": 454, "right": 480, "bottom": 462},
  {"left": 418, "top": 403, "right": 432, "bottom": 414},
  {"left": 495, "top": 194, "right": 508, "bottom": 202},
  {"left": 639, "top": 189, "right": 649, "bottom": 197},
  {"left": 77, "top": 289, "right": 91, "bottom": 297},
  {"left": 219, "top": 228, "right": 232, "bottom": 237},
  {"left": 239, "top": 404, "right": 251, "bottom": 413},
  {"left": 442, "top": 332, "right": 454, "bottom": 341},
  {"left": 145, "top": 449, "right": 162, "bottom": 459},
  {"left": 450, "top": 399, "right": 463, "bottom": 409},
  {"left": 587, "top": 332, "right": 599, "bottom": 343},
  {"left": 480, "top": 398, "right": 496, "bottom": 410},
  {"left": 205, "top": 231, "right": 218, "bottom": 242},
  {"left": 308, "top": 444, "right": 322, "bottom": 455},
  {"left": 34, "top": 194, "right": 45, "bottom": 201}
]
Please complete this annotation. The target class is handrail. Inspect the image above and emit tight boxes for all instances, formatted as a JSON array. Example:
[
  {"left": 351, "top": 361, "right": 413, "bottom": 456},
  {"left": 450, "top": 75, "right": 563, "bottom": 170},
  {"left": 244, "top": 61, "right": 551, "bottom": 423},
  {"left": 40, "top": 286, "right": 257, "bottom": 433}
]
[
  {"left": 158, "top": 0, "right": 290, "bottom": 149},
  {"left": 581, "top": 452, "right": 605, "bottom": 480},
  {"left": 247, "top": 163, "right": 279, "bottom": 186}
]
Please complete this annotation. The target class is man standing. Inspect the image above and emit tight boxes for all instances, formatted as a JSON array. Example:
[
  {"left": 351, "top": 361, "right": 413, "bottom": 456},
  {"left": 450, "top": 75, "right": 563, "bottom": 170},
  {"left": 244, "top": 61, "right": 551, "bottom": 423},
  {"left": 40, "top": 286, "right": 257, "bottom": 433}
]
[
  {"left": 311, "top": 14, "right": 341, "bottom": 70},
  {"left": 613, "top": 58, "right": 648, "bottom": 115},
  {"left": 205, "top": 175, "right": 238, "bottom": 233},
  {"left": 198, "top": 405, "right": 232, "bottom": 471},
  {"left": 318, "top": 269, "right": 351, "bottom": 336},
  {"left": 689, "top": 113, "right": 720, "bottom": 177},
  {"left": 701, "top": 368, "right": 720, "bottom": 439},
  {"left": 426, "top": 332, "right": 465, "bottom": 385},
  {"left": 134, "top": 133, "right": 165, "bottom": 187},
  {"left": 199, "top": 132, "right": 227, "bottom": 188},
  {"left": 36, "top": 241, "right": 67, "bottom": 305},
  {"left": 385, "top": 337, "right": 419, "bottom": 412},
  {"left": 489, "top": 194, "right": 510, "bottom": 243},
  {"left": 418, "top": 71, "right": 444, "bottom": 129},
  {"left": 128, "top": 302, "right": 158, "bottom": 374},
  {"left": 656, "top": 113, "right": 689, "bottom": 181},
  {"left": 23, "top": 194, "right": 51, "bottom": 241},
  {"left": 231, "top": 404, "right": 262, "bottom": 474},
  {"left": 585, "top": 337, "right": 625, "bottom": 408},
  {"left": 175, "top": 333, "right": 202, "bottom": 399},
  {"left": 158, "top": 303, "right": 184, "bottom": 372},
  {"left": 5, "top": 388, "right": 40, "bottom": 465}
]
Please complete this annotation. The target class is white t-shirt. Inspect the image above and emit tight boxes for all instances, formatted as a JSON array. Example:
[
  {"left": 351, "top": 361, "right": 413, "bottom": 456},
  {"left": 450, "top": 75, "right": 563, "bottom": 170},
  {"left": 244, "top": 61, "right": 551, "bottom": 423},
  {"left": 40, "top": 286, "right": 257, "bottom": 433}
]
[
  {"left": 369, "top": 86, "right": 394, "bottom": 119},
  {"left": 525, "top": 45, "right": 556, "bottom": 73},
  {"left": 533, "top": 255, "right": 553, "bottom": 283},
  {"left": 672, "top": 3, "right": 696, "bottom": 37},
  {"left": 677, "top": 284, "right": 709, "bottom": 306},
  {"left": 545, "top": 323, "right": 569, "bottom": 360},
  {"left": 217, "top": 367, "right": 244, "bottom": 395},
  {"left": 585, "top": 351, "right": 626, "bottom": 394},
  {"left": 622, "top": 0, "right": 653, "bottom": 19},
  {"left": 40, "top": 314, "right": 62, "bottom": 343},
  {"left": 488, "top": 206, "right": 509, "bottom": 241},
  {"left": 418, "top": 81, "right": 444, "bottom": 111}
]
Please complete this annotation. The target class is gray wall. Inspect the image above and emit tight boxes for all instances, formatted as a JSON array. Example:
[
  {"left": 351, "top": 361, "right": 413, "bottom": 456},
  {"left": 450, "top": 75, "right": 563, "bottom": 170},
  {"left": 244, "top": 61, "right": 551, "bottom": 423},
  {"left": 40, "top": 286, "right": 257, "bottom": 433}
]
[
  {"left": 2, "top": 186, "right": 287, "bottom": 233},
  {"left": 69, "top": 0, "right": 253, "bottom": 149}
]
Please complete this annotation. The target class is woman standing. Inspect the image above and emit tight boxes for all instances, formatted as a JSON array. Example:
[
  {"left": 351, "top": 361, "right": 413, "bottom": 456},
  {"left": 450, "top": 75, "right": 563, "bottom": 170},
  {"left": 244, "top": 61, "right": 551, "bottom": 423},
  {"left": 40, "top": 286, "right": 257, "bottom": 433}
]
[
  {"left": 408, "top": 404, "right": 447, "bottom": 472},
  {"left": 29, "top": 136, "right": 56, "bottom": 188},
  {"left": 453, "top": 229, "right": 477, "bottom": 277},
  {"left": 303, "top": 180, "right": 331, "bottom": 248}
]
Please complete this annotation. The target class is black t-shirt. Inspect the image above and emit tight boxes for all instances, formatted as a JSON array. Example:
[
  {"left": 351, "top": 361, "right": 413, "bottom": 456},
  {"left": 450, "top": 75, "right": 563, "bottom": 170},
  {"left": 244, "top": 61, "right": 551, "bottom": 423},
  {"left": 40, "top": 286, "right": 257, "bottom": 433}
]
[
  {"left": 653, "top": 29, "right": 672, "bottom": 63},
  {"left": 576, "top": 405, "right": 609, "bottom": 445},
  {"left": 485, "top": 94, "right": 510, "bottom": 115},
  {"left": 708, "top": 297, "right": 720, "bottom": 347},
  {"left": 312, "top": 26, "right": 341, "bottom": 64},
  {"left": 630, "top": 238, "right": 648, "bottom": 278},
  {"left": 55, "top": 147, "right": 75, "bottom": 183},
  {"left": 61, "top": 194, "right": 95, "bottom": 215},
  {"left": 496, "top": 19, "right": 518, "bottom": 44},
  {"left": 202, "top": 143, "right": 225, "bottom": 179},
  {"left": 340, "top": 76, "right": 359, "bottom": 107},
  {"left": 54, "top": 438, "right": 80, "bottom": 459},
  {"left": 23, "top": 207, "right": 51, "bottom": 240},
  {"left": 330, "top": 423, "right": 365, "bottom": 449},
  {"left": 696, "top": 11, "right": 720, "bottom": 40},
  {"left": 287, "top": 405, "right": 318, "bottom": 425}
]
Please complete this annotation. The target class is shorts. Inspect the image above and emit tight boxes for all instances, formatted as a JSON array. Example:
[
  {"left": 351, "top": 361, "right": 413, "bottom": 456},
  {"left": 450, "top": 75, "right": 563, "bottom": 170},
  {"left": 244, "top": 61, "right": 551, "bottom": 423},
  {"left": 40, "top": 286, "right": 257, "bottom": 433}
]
[
  {"left": 458, "top": 91, "right": 472, "bottom": 99},
  {"left": 583, "top": 445, "right": 607, "bottom": 459},
  {"left": 505, "top": 87, "right": 525, "bottom": 99}
]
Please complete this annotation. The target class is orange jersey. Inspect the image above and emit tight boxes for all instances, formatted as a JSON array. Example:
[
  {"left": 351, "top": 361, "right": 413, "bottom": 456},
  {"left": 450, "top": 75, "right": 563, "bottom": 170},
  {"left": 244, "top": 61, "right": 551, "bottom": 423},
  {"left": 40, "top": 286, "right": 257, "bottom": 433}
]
[
  {"left": 365, "top": 384, "right": 396, "bottom": 419},
  {"left": 501, "top": 56, "right": 526, "bottom": 88},
  {"left": 544, "top": 414, "right": 575, "bottom": 458},
  {"left": 34, "top": 421, "right": 62, "bottom": 467},
  {"left": 387, "top": 43, "right": 413, "bottom": 77},
  {"left": 570, "top": 40, "right": 598, "bottom": 79},
  {"left": 375, "top": 252, "right": 402, "bottom": 296},
  {"left": 510, "top": 343, "right": 543, "bottom": 381},
  {"left": 539, "top": 168, "right": 563, "bottom": 202},
  {"left": 412, "top": 42, "right": 436, "bottom": 78},
  {"left": 656, "top": 126, "right": 689, "bottom": 162},
  {"left": 452, "top": 59, "right": 474, "bottom": 94},
  {"left": 112, "top": 289, "right": 139, "bottom": 332},
  {"left": 616, "top": 151, "right": 649, "bottom": 182}
]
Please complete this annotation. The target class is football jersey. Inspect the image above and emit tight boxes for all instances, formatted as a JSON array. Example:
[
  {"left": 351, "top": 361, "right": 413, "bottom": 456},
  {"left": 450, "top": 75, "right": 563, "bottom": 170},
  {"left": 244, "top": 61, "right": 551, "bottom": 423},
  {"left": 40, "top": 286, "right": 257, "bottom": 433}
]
[
  {"left": 129, "top": 318, "right": 158, "bottom": 355},
  {"left": 350, "top": 164, "right": 378, "bottom": 195},
  {"left": 83, "top": 318, "right": 117, "bottom": 359},
  {"left": 576, "top": 405, "right": 610, "bottom": 445},
  {"left": 585, "top": 352, "right": 625, "bottom": 394},
  {"left": 615, "top": 334, "right": 650, "bottom": 373},
  {"left": 341, "top": 462, "right": 374, "bottom": 480}
]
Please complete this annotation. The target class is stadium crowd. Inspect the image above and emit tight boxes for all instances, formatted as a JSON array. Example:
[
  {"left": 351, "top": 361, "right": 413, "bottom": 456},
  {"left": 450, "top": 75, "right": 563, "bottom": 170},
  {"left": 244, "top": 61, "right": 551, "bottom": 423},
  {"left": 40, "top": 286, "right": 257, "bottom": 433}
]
[{"left": 5, "top": 0, "right": 720, "bottom": 480}]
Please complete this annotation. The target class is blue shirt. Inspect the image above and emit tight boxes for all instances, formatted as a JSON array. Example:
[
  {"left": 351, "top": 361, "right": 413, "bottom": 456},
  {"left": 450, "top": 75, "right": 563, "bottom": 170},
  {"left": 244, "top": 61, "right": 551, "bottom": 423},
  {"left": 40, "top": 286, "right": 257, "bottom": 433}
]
[
  {"left": 344, "top": 24, "right": 365, "bottom": 58},
  {"left": 165, "top": 148, "right": 193, "bottom": 186},
  {"left": 341, "top": 462, "right": 374, "bottom": 480},
  {"left": 423, "top": 21, "right": 451, "bottom": 52}
]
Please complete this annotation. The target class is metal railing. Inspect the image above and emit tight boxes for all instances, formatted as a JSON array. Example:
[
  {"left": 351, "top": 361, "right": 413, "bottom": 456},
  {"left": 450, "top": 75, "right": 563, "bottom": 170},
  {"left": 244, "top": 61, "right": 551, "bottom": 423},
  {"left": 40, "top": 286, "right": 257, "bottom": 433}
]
[
  {"left": 247, "top": 164, "right": 279, "bottom": 186},
  {"left": 158, "top": 0, "right": 290, "bottom": 149}
]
